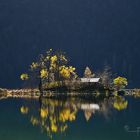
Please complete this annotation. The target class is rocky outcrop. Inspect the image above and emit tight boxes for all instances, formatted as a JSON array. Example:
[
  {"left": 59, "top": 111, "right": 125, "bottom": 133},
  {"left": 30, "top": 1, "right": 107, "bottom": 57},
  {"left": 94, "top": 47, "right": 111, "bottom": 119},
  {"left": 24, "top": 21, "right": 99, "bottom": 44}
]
[
  {"left": 0, "top": 88, "right": 40, "bottom": 99},
  {"left": 0, "top": 88, "right": 139, "bottom": 100},
  {"left": 0, "top": 88, "right": 101, "bottom": 99}
]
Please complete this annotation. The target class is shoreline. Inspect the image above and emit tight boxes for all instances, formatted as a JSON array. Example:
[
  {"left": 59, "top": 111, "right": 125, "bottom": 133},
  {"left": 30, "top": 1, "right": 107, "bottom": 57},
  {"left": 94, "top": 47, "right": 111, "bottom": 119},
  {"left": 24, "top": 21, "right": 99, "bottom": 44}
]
[{"left": 0, "top": 88, "right": 140, "bottom": 100}]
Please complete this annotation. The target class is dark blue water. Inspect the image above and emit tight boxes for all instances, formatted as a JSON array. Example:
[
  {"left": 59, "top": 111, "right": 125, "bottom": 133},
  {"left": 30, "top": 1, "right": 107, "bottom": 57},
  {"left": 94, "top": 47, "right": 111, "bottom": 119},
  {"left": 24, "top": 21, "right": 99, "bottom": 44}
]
[
  {"left": 0, "top": 0, "right": 140, "bottom": 88},
  {"left": 0, "top": 96, "right": 140, "bottom": 140}
]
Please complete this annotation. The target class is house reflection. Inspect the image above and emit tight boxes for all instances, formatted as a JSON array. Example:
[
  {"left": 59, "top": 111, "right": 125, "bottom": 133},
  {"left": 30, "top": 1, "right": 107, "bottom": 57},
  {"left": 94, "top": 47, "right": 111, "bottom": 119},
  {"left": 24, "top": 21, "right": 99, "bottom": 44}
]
[{"left": 81, "top": 103, "right": 100, "bottom": 121}]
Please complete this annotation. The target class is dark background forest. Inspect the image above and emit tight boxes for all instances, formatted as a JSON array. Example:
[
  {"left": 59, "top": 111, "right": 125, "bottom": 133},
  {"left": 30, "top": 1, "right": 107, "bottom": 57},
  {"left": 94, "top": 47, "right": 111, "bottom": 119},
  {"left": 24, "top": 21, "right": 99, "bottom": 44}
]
[{"left": 0, "top": 0, "right": 140, "bottom": 88}]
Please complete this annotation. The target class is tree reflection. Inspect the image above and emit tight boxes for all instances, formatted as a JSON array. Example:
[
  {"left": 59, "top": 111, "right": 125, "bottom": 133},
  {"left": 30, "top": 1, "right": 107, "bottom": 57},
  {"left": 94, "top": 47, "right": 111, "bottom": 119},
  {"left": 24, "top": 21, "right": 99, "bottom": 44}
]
[
  {"left": 20, "top": 106, "right": 29, "bottom": 114},
  {"left": 19, "top": 91, "right": 129, "bottom": 138},
  {"left": 113, "top": 96, "right": 128, "bottom": 111}
]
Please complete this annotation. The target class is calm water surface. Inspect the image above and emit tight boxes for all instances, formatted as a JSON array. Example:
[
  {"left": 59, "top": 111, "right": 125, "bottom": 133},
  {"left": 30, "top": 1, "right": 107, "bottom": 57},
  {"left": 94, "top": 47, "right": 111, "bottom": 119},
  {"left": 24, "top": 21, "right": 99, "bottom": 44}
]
[{"left": 0, "top": 96, "right": 140, "bottom": 140}]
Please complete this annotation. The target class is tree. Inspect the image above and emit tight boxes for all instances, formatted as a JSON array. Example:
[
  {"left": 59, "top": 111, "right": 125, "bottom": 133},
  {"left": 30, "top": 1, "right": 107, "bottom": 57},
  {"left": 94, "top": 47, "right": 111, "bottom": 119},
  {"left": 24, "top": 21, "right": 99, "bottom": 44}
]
[
  {"left": 84, "top": 67, "right": 95, "bottom": 78},
  {"left": 97, "top": 66, "right": 113, "bottom": 89},
  {"left": 20, "top": 73, "right": 29, "bottom": 80},
  {"left": 20, "top": 49, "right": 77, "bottom": 95},
  {"left": 113, "top": 76, "right": 128, "bottom": 90}
]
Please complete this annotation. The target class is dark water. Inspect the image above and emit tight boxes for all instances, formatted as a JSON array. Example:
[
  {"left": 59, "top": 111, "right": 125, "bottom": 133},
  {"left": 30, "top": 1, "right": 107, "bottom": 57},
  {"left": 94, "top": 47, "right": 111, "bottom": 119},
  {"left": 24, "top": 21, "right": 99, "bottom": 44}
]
[
  {"left": 0, "top": 0, "right": 140, "bottom": 88},
  {"left": 0, "top": 96, "right": 140, "bottom": 140}
]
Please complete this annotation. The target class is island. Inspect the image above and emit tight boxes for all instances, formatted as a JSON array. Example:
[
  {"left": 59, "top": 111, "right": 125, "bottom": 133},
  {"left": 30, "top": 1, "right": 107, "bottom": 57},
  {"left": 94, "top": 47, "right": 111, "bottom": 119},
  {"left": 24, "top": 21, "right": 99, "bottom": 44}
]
[{"left": 0, "top": 49, "right": 129, "bottom": 99}]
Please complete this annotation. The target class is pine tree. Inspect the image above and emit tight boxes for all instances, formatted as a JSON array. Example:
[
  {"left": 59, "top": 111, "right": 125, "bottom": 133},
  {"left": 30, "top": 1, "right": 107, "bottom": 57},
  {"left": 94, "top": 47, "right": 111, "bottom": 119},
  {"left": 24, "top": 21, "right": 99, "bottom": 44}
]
[{"left": 84, "top": 67, "right": 95, "bottom": 78}]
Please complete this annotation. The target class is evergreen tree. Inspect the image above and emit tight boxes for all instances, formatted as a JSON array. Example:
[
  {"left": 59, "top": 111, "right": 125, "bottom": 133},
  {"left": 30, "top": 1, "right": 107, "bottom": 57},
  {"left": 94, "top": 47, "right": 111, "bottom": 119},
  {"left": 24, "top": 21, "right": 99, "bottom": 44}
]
[{"left": 84, "top": 67, "right": 95, "bottom": 78}]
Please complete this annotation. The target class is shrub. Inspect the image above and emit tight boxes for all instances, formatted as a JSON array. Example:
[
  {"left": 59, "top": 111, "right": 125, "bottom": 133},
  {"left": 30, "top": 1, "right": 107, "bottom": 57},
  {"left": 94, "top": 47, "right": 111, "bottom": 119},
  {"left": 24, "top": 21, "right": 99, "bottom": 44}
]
[{"left": 113, "top": 76, "right": 128, "bottom": 90}]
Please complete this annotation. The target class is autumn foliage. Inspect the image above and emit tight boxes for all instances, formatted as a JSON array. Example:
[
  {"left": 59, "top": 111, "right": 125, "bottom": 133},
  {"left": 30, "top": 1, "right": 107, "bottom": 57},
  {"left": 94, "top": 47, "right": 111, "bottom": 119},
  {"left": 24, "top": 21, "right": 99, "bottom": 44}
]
[{"left": 20, "top": 49, "right": 77, "bottom": 91}]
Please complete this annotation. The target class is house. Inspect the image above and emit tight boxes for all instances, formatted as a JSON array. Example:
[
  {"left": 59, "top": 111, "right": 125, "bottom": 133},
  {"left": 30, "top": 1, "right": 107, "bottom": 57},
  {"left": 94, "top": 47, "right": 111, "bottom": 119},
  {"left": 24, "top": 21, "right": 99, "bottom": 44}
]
[{"left": 80, "top": 78, "right": 100, "bottom": 83}]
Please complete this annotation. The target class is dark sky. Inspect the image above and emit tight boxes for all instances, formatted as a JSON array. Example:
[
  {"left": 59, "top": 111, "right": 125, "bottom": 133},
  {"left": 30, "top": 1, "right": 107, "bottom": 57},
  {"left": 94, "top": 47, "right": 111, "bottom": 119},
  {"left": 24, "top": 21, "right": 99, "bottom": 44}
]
[{"left": 0, "top": 0, "right": 140, "bottom": 88}]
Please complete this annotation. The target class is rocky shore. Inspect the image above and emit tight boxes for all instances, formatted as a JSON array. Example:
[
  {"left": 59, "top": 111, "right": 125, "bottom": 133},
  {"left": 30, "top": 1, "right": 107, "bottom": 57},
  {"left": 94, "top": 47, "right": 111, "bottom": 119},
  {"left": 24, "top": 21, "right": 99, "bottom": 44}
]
[
  {"left": 0, "top": 88, "right": 40, "bottom": 99},
  {"left": 0, "top": 88, "right": 102, "bottom": 99},
  {"left": 0, "top": 88, "right": 140, "bottom": 100}
]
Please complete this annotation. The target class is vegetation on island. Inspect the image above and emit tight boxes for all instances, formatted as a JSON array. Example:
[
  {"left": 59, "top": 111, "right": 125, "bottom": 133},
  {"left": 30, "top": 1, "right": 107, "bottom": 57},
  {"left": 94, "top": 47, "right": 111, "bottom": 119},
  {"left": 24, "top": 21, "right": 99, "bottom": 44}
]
[
  {"left": 113, "top": 76, "right": 128, "bottom": 90},
  {"left": 20, "top": 49, "right": 128, "bottom": 96},
  {"left": 84, "top": 66, "right": 95, "bottom": 78},
  {"left": 20, "top": 49, "right": 77, "bottom": 95}
]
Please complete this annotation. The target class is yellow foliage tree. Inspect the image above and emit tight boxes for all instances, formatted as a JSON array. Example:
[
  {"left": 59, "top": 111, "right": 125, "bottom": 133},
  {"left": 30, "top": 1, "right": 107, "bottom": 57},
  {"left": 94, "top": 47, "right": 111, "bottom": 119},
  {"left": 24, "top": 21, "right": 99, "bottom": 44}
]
[
  {"left": 20, "top": 49, "right": 78, "bottom": 94},
  {"left": 40, "top": 69, "right": 48, "bottom": 79},
  {"left": 20, "top": 73, "right": 29, "bottom": 80},
  {"left": 59, "top": 66, "right": 76, "bottom": 79},
  {"left": 113, "top": 76, "right": 128, "bottom": 90}
]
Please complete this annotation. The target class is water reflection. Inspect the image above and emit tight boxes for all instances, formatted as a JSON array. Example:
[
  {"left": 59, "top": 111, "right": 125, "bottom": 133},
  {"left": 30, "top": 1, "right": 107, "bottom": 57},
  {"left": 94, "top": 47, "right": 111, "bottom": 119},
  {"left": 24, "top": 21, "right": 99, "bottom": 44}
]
[
  {"left": 19, "top": 93, "right": 129, "bottom": 137},
  {"left": 113, "top": 96, "right": 128, "bottom": 111}
]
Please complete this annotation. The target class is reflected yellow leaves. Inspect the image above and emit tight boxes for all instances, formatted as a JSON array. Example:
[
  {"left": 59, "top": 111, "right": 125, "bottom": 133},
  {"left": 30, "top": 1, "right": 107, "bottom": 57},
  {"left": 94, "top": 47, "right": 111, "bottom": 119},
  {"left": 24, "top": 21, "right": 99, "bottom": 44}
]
[
  {"left": 40, "top": 108, "right": 48, "bottom": 119},
  {"left": 19, "top": 98, "right": 80, "bottom": 137},
  {"left": 113, "top": 96, "right": 128, "bottom": 111},
  {"left": 31, "top": 116, "right": 39, "bottom": 126},
  {"left": 59, "top": 108, "right": 77, "bottom": 122},
  {"left": 19, "top": 92, "right": 129, "bottom": 137},
  {"left": 20, "top": 106, "right": 29, "bottom": 114},
  {"left": 19, "top": 98, "right": 100, "bottom": 137}
]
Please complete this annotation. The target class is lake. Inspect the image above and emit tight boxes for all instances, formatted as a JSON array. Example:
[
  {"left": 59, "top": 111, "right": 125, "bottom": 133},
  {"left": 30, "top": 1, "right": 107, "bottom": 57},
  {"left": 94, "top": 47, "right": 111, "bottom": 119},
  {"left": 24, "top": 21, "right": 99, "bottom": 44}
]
[
  {"left": 0, "top": 95, "right": 140, "bottom": 140},
  {"left": 0, "top": 0, "right": 140, "bottom": 139}
]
